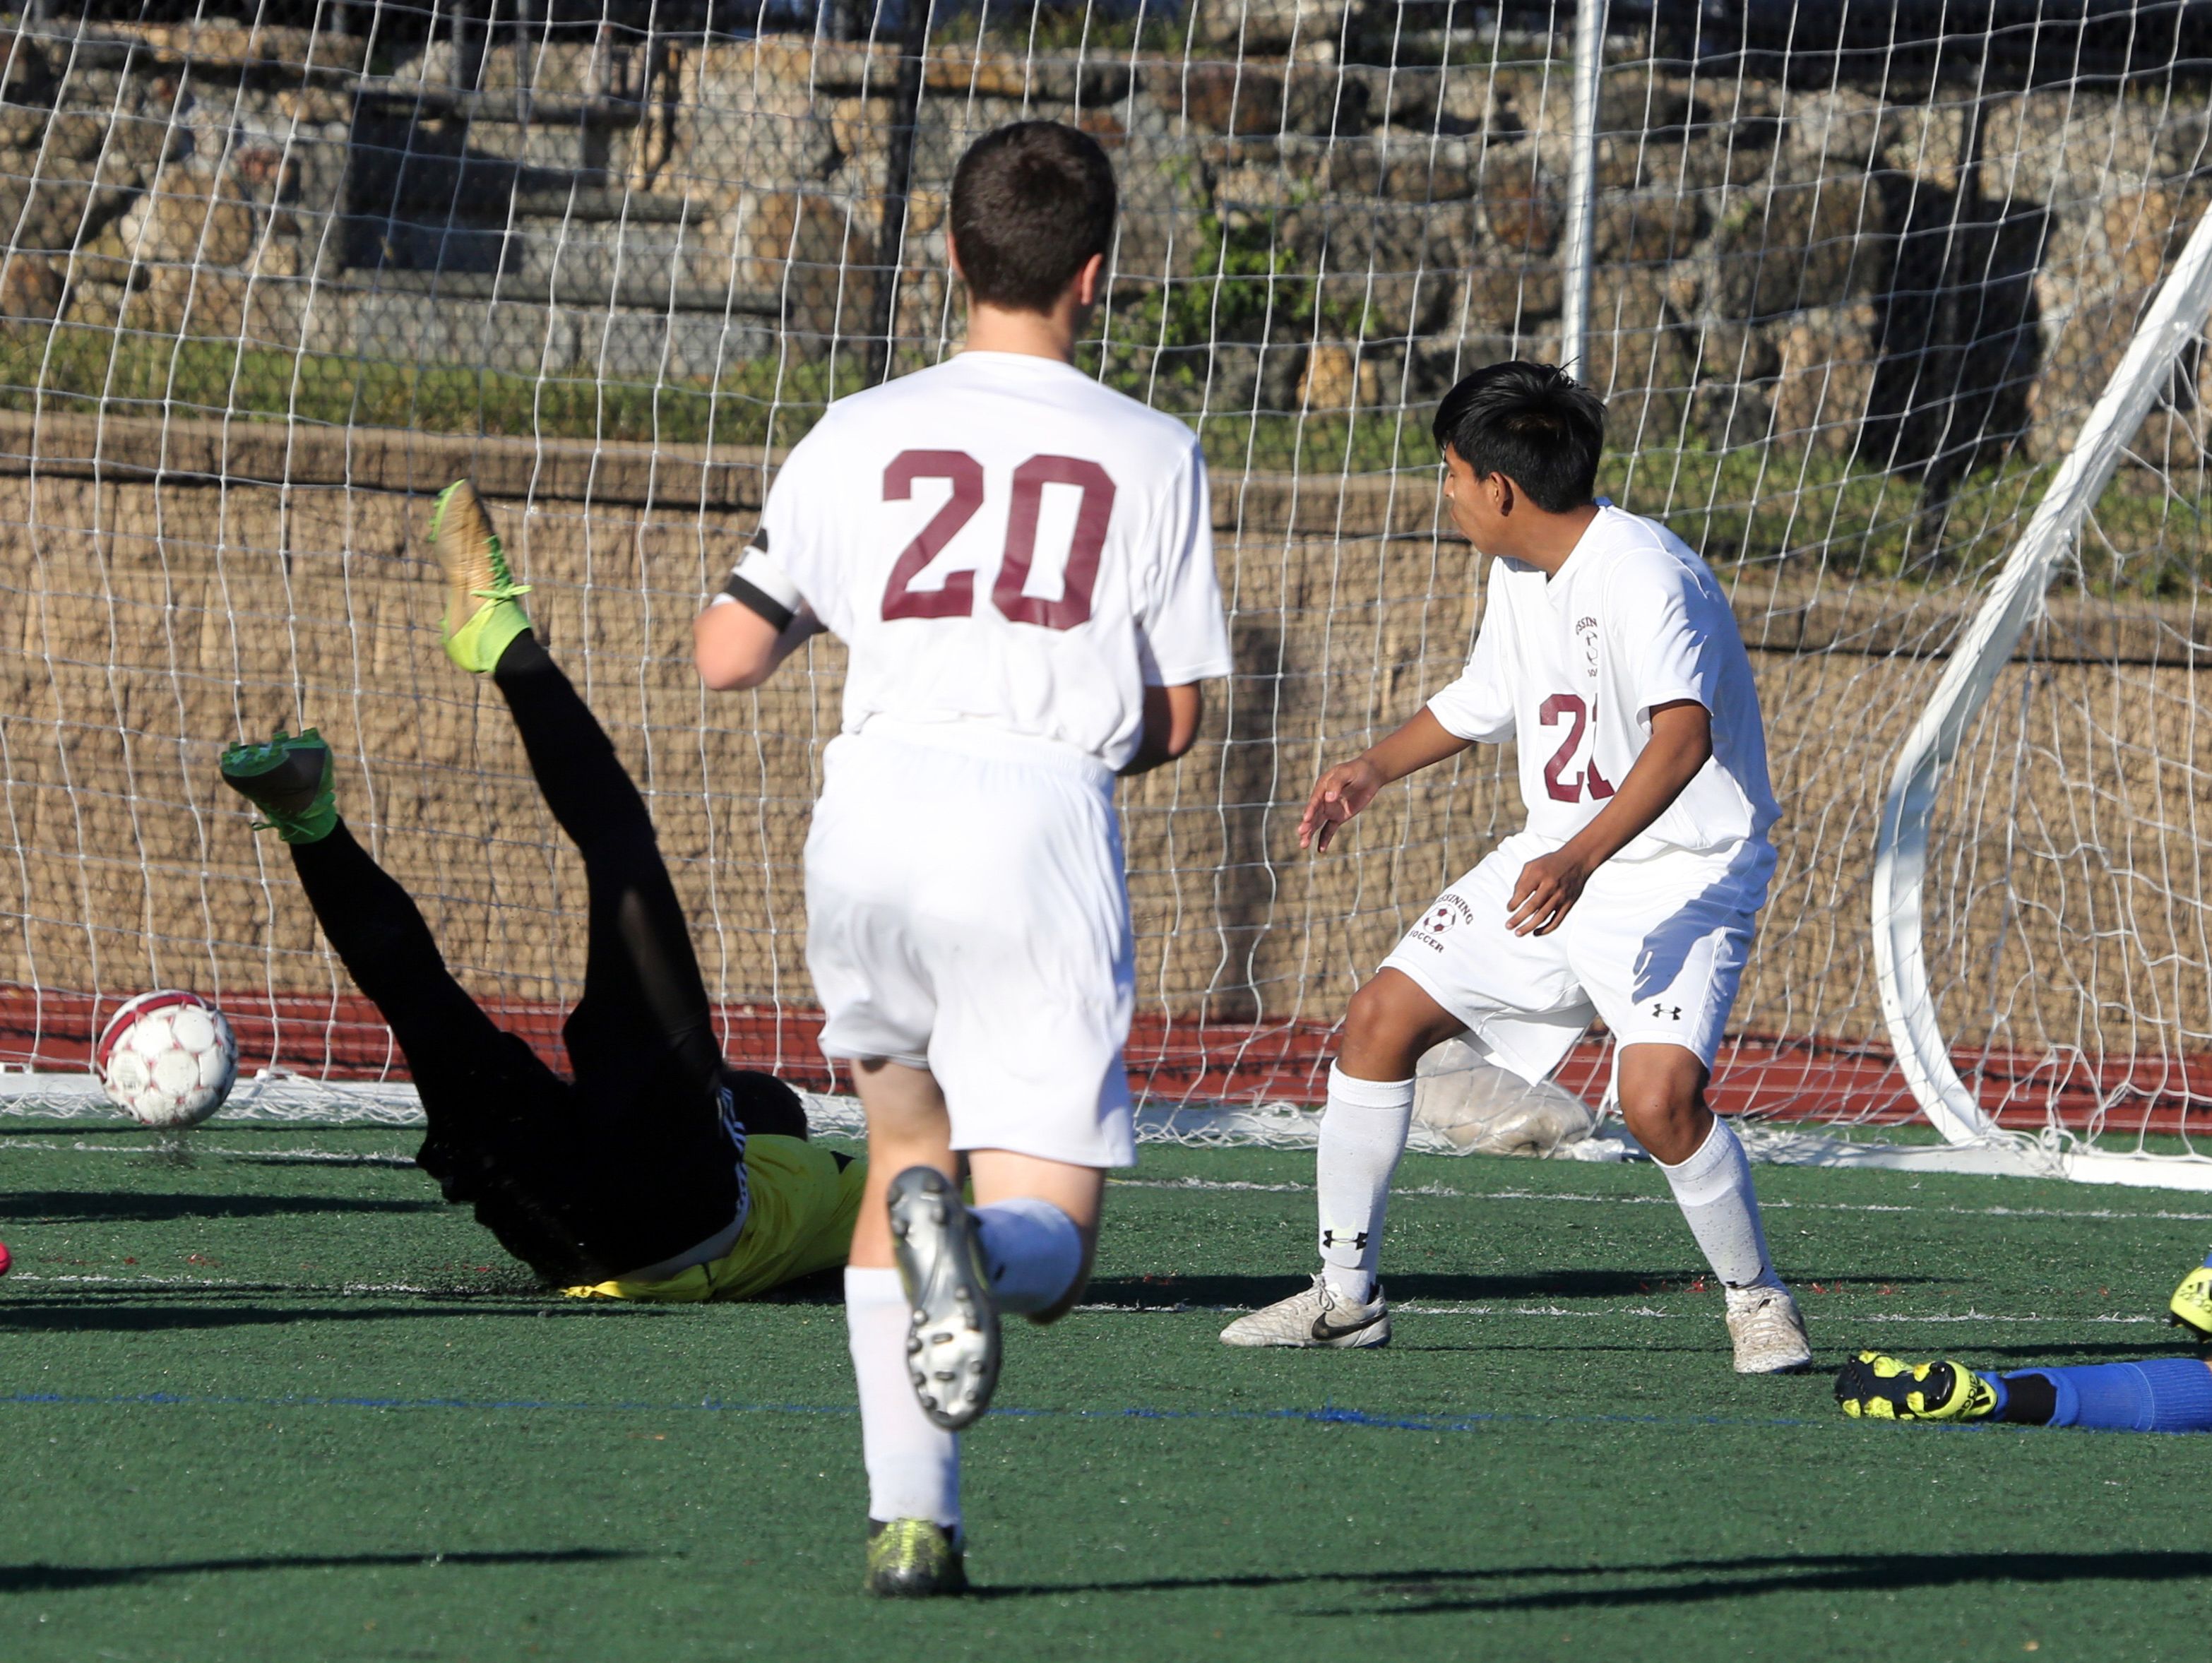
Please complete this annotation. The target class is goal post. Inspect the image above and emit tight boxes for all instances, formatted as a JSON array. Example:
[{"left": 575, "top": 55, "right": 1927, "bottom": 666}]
[
  {"left": 1869, "top": 187, "right": 2212, "bottom": 1188},
  {"left": 0, "top": 3, "right": 2207, "bottom": 1179}
]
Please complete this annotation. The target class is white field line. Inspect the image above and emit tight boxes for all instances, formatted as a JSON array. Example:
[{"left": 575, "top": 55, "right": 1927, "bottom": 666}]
[
  {"left": 0, "top": 1137, "right": 417, "bottom": 1164},
  {"left": 4, "top": 1273, "right": 506, "bottom": 1295},
  {"left": 4, "top": 1275, "right": 2172, "bottom": 1328},
  {"left": 8, "top": 1145, "right": 2208, "bottom": 1222},
  {"left": 1110, "top": 1176, "right": 2212, "bottom": 1224},
  {"left": 1076, "top": 1299, "right": 2168, "bottom": 1323}
]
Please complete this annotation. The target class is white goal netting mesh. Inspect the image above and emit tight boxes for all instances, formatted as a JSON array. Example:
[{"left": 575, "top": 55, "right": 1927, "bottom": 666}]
[{"left": 0, "top": 1, "right": 2208, "bottom": 1161}]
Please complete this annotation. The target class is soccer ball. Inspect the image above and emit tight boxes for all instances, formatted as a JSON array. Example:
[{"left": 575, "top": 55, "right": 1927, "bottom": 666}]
[{"left": 95, "top": 991, "right": 239, "bottom": 1129}]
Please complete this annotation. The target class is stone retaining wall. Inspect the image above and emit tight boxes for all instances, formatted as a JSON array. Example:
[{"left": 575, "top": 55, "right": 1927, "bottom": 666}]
[{"left": 3, "top": 437, "right": 2206, "bottom": 1072}]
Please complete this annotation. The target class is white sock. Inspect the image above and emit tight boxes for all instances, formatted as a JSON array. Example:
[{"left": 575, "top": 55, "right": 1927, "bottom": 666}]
[
  {"left": 972, "top": 1197, "right": 1083, "bottom": 1316},
  {"left": 845, "top": 1266, "right": 959, "bottom": 1527},
  {"left": 1653, "top": 1116, "right": 1781, "bottom": 1291},
  {"left": 1315, "top": 1065, "right": 1415, "bottom": 1302}
]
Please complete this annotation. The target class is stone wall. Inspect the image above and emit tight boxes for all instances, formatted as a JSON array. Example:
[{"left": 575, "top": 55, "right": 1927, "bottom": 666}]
[
  {"left": 0, "top": 13, "right": 2207, "bottom": 471},
  {"left": 3, "top": 416, "right": 2208, "bottom": 1079}
]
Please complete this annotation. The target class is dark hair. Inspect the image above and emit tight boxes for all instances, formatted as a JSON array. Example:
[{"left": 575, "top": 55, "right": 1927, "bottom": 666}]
[
  {"left": 1432, "top": 362, "right": 1607, "bottom": 513},
  {"left": 949, "top": 121, "right": 1117, "bottom": 314}
]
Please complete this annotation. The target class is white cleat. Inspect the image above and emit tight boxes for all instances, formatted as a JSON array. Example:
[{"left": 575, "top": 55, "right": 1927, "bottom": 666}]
[
  {"left": 1726, "top": 1282, "right": 1812, "bottom": 1374},
  {"left": 886, "top": 1166, "right": 1001, "bottom": 1430},
  {"left": 1220, "top": 1273, "right": 1391, "bottom": 1349}
]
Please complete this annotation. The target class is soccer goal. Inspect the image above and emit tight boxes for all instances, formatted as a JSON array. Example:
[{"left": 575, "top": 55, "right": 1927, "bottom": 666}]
[{"left": 0, "top": 1, "right": 2208, "bottom": 1184}]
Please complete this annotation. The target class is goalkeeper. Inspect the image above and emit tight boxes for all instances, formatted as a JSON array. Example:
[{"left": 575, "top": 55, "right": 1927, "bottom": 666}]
[{"left": 218, "top": 481, "right": 862, "bottom": 1301}]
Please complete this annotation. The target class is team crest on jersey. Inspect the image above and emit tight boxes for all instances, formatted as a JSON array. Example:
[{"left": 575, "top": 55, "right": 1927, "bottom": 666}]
[
  {"left": 1408, "top": 892, "right": 1475, "bottom": 953},
  {"left": 1576, "top": 615, "right": 1600, "bottom": 677}
]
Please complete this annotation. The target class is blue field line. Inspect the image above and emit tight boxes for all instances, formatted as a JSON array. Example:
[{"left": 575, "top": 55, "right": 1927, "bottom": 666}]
[{"left": 0, "top": 1387, "right": 1860, "bottom": 1434}]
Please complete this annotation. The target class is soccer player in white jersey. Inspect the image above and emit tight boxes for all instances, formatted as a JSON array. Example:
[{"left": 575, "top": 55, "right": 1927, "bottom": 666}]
[
  {"left": 693, "top": 122, "right": 1232, "bottom": 1595},
  {"left": 1219, "top": 361, "right": 1812, "bottom": 1375}
]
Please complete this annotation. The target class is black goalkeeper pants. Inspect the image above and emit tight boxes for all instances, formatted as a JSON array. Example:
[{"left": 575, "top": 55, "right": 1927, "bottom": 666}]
[{"left": 290, "top": 631, "right": 807, "bottom": 1286}]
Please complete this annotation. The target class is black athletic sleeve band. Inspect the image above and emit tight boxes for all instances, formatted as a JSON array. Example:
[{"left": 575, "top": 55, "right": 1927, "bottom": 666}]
[{"left": 722, "top": 571, "right": 795, "bottom": 631}]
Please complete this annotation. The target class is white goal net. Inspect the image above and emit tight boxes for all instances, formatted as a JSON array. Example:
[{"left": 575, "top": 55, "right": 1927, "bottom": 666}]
[{"left": 0, "top": 1, "right": 2208, "bottom": 1180}]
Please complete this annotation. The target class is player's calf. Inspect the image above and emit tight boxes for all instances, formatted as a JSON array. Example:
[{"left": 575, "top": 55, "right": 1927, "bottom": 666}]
[{"left": 1620, "top": 1045, "right": 1809, "bottom": 1373}]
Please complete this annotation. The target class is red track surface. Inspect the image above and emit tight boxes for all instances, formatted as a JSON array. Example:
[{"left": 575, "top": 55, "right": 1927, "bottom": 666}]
[{"left": 4, "top": 983, "right": 2205, "bottom": 1137}]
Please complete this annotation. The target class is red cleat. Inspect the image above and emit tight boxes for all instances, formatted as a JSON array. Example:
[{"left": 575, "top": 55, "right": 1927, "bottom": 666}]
[{"left": 0, "top": 1241, "right": 12, "bottom": 1277}]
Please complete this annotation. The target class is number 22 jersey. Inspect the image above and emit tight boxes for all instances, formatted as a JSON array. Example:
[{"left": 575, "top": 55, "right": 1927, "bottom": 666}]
[
  {"left": 735, "top": 350, "right": 1234, "bottom": 769},
  {"left": 1425, "top": 503, "right": 1780, "bottom": 866}
]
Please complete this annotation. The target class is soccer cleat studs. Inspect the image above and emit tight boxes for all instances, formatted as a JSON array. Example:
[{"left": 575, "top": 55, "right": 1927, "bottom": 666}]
[
  {"left": 1834, "top": 1351, "right": 1997, "bottom": 1423},
  {"left": 885, "top": 1166, "right": 1001, "bottom": 1431}
]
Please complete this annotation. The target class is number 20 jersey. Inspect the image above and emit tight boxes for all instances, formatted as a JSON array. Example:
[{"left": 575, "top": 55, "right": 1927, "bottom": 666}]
[
  {"left": 1425, "top": 503, "right": 1780, "bottom": 864},
  {"left": 741, "top": 350, "right": 1235, "bottom": 770}
]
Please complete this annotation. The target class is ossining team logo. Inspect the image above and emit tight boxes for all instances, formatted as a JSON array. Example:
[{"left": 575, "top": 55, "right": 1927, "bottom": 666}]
[{"left": 1576, "top": 614, "right": 1600, "bottom": 678}]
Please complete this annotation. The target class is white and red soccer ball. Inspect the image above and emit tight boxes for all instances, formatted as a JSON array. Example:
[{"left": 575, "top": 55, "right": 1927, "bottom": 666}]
[{"left": 95, "top": 990, "right": 239, "bottom": 1130}]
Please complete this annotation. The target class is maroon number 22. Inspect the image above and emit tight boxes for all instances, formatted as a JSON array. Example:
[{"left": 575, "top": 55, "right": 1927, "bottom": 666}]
[
  {"left": 1540, "top": 693, "right": 1617, "bottom": 803},
  {"left": 879, "top": 449, "right": 1116, "bottom": 630}
]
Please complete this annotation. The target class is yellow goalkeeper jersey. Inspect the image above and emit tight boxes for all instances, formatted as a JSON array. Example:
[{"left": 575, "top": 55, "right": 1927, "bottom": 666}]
[{"left": 562, "top": 1133, "right": 866, "bottom": 1304}]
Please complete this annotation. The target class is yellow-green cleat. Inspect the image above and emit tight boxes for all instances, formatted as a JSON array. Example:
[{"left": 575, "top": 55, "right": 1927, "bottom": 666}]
[
  {"left": 863, "top": 1518, "right": 966, "bottom": 1597},
  {"left": 2170, "top": 1262, "right": 2212, "bottom": 1340},
  {"left": 220, "top": 728, "right": 338, "bottom": 844},
  {"left": 428, "top": 479, "right": 533, "bottom": 674},
  {"left": 1834, "top": 1350, "right": 1997, "bottom": 1423}
]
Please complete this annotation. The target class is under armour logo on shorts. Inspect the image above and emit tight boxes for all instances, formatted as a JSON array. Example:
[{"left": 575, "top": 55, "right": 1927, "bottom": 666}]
[{"left": 1652, "top": 1002, "right": 1682, "bottom": 1020}]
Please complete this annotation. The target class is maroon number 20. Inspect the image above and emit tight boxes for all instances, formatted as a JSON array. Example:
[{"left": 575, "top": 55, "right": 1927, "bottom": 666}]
[
  {"left": 880, "top": 449, "right": 1116, "bottom": 630},
  {"left": 1540, "top": 693, "right": 1617, "bottom": 803}
]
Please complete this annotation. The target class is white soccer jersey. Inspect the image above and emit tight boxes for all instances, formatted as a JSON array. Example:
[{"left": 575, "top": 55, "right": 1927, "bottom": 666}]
[
  {"left": 729, "top": 350, "right": 1235, "bottom": 769},
  {"left": 1426, "top": 503, "right": 1779, "bottom": 863}
]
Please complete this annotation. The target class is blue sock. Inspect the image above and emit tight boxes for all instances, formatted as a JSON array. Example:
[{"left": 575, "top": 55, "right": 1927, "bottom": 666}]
[
  {"left": 2018, "top": 1361, "right": 2212, "bottom": 1433},
  {"left": 1975, "top": 1371, "right": 2009, "bottom": 1417}
]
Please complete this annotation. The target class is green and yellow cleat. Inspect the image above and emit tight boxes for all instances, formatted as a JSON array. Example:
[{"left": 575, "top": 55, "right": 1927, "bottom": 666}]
[
  {"left": 428, "top": 479, "right": 533, "bottom": 674},
  {"left": 863, "top": 1518, "right": 967, "bottom": 1598},
  {"left": 220, "top": 728, "right": 337, "bottom": 845},
  {"left": 1834, "top": 1350, "right": 1997, "bottom": 1423},
  {"left": 2170, "top": 1262, "right": 2212, "bottom": 1340}
]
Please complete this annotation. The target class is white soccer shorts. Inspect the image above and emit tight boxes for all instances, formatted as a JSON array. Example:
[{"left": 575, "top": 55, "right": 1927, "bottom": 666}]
[
  {"left": 802, "top": 723, "right": 1138, "bottom": 1169},
  {"left": 1377, "top": 831, "right": 1773, "bottom": 1085}
]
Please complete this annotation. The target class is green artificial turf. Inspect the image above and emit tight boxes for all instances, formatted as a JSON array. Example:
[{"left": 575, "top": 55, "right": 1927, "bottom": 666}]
[{"left": 2, "top": 1123, "right": 2208, "bottom": 1661}]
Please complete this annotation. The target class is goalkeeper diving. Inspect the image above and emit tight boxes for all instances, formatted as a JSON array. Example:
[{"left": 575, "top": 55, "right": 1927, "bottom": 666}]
[
  {"left": 1833, "top": 1248, "right": 2212, "bottom": 1433},
  {"left": 218, "top": 482, "right": 862, "bottom": 1300}
]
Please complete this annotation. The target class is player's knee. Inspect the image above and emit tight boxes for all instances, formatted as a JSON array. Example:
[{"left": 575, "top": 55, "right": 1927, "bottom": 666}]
[
  {"left": 1616, "top": 1061, "right": 1709, "bottom": 1162},
  {"left": 1343, "top": 974, "right": 1449, "bottom": 1078}
]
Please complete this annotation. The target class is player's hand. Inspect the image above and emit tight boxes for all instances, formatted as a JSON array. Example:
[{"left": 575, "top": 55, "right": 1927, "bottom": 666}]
[
  {"left": 1505, "top": 849, "right": 1593, "bottom": 936},
  {"left": 1298, "top": 757, "right": 1386, "bottom": 852}
]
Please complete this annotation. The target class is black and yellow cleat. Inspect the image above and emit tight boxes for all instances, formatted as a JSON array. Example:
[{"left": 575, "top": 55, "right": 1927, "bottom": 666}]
[
  {"left": 220, "top": 728, "right": 337, "bottom": 844},
  {"left": 863, "top": 1518, "right": 967, "bottom": 1598},
  {"left": 1835, "top": 1350, "right": 1997, "bottom": 1423},
  {"left": 2170, "top": 1263, "right": 2212, "bottom": 1340}
]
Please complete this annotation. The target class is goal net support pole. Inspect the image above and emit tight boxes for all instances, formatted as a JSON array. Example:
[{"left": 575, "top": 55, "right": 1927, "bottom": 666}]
[
  {"left": 1870, "top": 197, "right": 2212, "bottom": 1190},
  {"left": 1558, "top": 0, "right": 1605, "bottom": 381}
]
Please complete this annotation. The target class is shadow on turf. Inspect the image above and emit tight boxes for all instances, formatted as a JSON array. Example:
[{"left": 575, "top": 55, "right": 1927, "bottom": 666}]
[
  {"left": 0, "top": 1189, "right": 439, "bottom": 1223},
  {"left": 970, "top": 1549, "right": 2212, "bottom": 1609},
  {"left": 1085, "top": 1272, "right": 1935, "bottom": 1309},
  {"left": 0, "top": 1546, "right": 636, "bottom": 1593}
]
